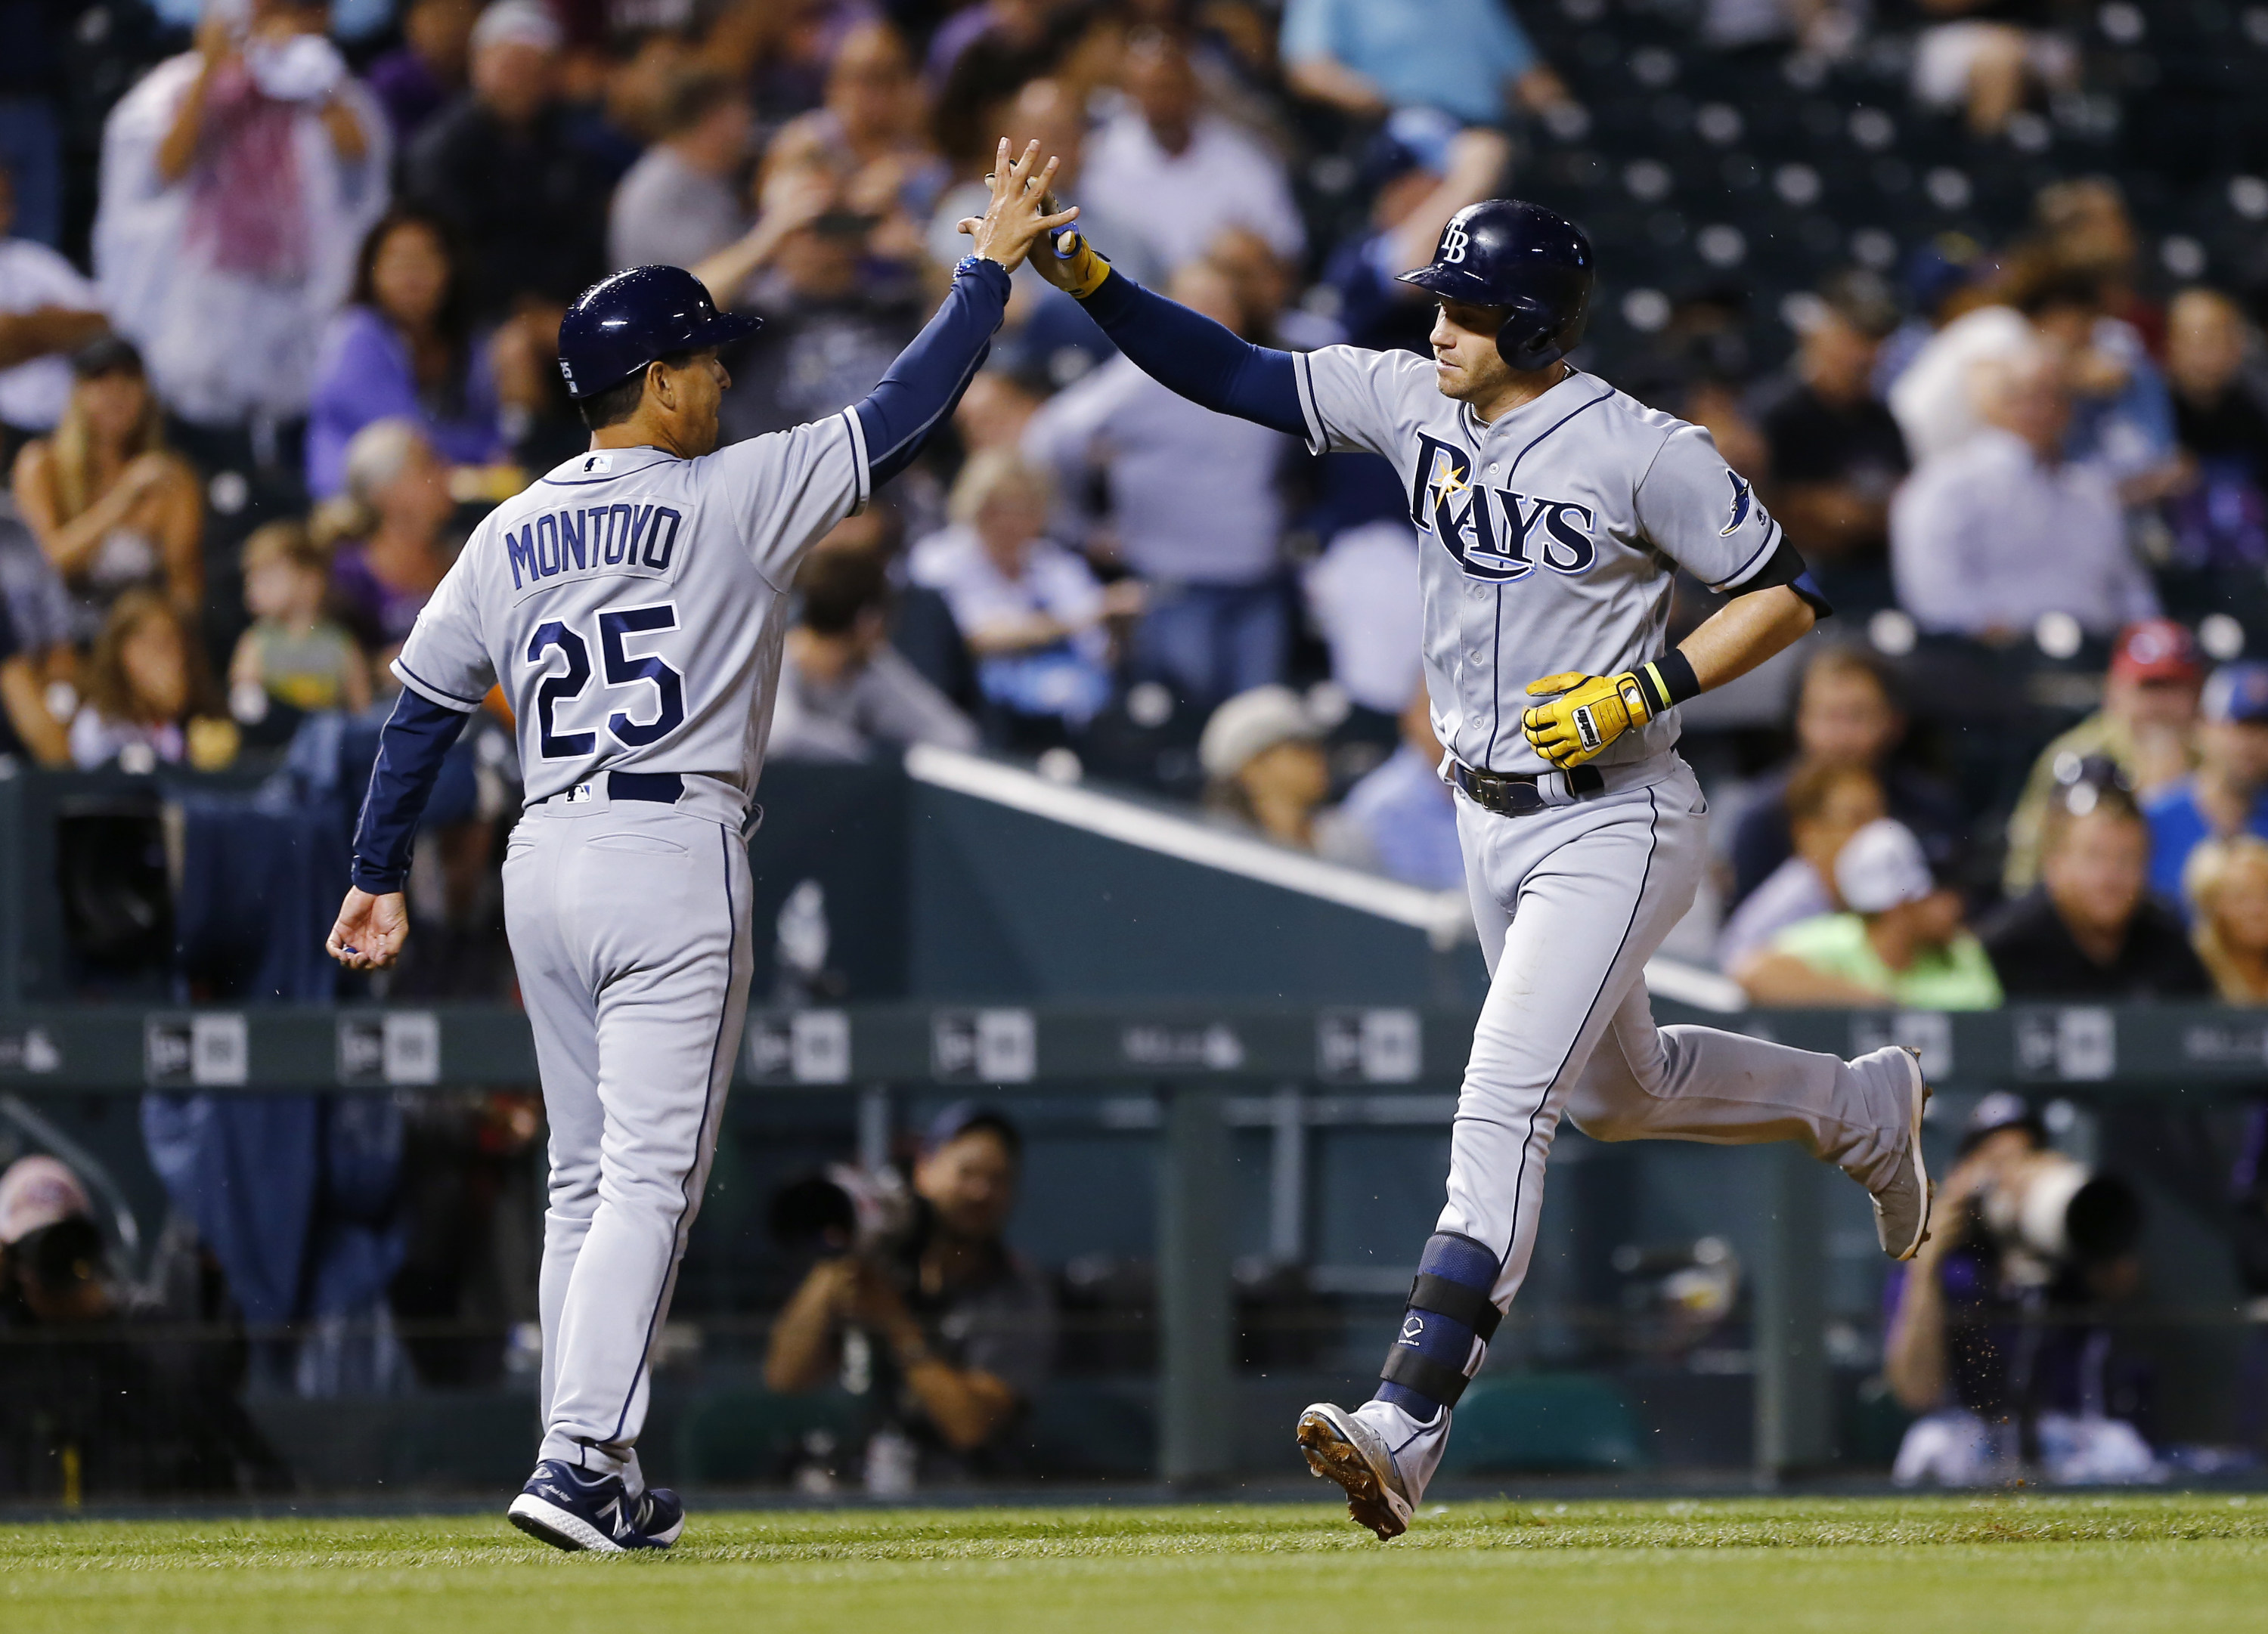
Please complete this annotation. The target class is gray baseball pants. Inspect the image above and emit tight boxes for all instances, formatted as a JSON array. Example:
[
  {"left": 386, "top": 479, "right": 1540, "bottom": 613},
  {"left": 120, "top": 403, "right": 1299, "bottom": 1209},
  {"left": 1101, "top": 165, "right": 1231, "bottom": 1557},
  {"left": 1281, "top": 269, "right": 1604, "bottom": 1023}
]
[{"left": 503, "top": 799, "right": 751, "bottom": 1490}]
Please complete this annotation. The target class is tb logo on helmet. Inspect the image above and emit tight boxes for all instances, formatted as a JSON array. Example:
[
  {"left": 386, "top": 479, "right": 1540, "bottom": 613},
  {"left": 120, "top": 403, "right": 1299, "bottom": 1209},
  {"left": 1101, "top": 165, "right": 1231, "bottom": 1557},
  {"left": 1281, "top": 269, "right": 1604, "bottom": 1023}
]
[{"left": 1439, "top": 223, "right": 1470, "bottom": 264}]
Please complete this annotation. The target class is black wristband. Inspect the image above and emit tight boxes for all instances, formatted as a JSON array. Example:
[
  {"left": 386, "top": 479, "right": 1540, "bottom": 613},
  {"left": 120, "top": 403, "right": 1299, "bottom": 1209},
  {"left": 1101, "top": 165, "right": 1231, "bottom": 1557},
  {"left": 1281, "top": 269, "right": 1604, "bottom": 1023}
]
[{"left": 1636, "top": 651, "right": 1701, "bottom": 713}]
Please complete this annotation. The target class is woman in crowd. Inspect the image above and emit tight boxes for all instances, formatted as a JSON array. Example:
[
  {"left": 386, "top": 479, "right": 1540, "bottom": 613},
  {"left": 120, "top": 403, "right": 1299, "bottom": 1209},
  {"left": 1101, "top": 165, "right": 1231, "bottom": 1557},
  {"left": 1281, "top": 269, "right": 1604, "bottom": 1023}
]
[
  {"left": 68, "top": 588, "right": 212, "bottom": 769},
  {"left": 1197, "top": 683, "right": 1359, "bottom": 860},
  {"left": 2186, "top": 834, "right": 2268, "bottom": 1003},
  {"left": 318, "top": 417, "right": 454, "bottom": 667},
  {"left": 909, "top": 449, "right": 1135, "bottom": 744},
  {"left": 11, "top": 338, "right": 203, "bottom": 644},
  {"left": 305, "top": 209, "right": 501, "bottom": 499}
]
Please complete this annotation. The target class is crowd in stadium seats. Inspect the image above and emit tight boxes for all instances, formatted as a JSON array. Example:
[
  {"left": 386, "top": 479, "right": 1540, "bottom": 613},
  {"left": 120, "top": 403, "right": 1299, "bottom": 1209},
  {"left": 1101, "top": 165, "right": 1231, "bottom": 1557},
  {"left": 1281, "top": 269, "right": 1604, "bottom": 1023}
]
[{"left": 3, "top": 0, "right": 2268, "bottom": 1004}]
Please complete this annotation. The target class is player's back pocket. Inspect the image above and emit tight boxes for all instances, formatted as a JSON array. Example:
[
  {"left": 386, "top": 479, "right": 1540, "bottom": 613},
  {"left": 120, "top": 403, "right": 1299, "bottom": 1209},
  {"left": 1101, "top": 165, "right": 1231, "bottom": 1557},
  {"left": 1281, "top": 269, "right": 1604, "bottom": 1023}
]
[{"left": 584, "top": 831, "right": 690, "bottom": 856}]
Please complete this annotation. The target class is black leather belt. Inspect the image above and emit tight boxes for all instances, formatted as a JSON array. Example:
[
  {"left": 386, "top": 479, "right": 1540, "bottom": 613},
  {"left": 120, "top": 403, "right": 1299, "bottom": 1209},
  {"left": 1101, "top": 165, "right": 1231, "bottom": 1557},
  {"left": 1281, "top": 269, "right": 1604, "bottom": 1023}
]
[{"left": 1450, "top": 760, "right": 1603, "bottom": 817}]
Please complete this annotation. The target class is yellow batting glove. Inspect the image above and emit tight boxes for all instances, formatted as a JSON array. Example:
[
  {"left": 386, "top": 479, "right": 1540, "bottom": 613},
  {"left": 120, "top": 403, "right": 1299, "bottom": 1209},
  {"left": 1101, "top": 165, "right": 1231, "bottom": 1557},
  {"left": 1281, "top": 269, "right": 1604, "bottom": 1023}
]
[
  {"left": 1046, "top": 215, "right": 1112, "bottom": 299},
  {"left": 1520, "top": 670, "right": 1655, "bottom": 769}
]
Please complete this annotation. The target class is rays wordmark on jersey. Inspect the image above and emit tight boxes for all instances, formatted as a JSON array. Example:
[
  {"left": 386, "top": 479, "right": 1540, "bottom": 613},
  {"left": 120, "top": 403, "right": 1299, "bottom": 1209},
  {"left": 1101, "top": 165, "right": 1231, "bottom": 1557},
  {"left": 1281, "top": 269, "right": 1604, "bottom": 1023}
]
[{"left": 1408, "top": 432, "right": 1597, "bottom": 584}]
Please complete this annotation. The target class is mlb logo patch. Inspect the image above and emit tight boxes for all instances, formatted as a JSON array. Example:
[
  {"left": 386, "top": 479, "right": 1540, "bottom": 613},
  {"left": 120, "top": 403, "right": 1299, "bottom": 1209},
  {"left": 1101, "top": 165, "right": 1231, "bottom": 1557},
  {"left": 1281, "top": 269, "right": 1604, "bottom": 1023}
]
[{"left": 566, "top": 783, "right": 594, "bottom": 803}]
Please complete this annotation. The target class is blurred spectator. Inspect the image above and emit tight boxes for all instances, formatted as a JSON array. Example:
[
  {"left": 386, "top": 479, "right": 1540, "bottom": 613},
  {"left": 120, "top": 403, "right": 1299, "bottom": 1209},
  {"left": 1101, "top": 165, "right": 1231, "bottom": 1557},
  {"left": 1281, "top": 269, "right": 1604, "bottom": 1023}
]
[
  {"left": 227, "top": 521, "right": 370, "bottom": 719},
  {"left": 0, "top": 583, "right": 64, "bottom": 763},
  {"left": 94, "top": 1, "right": 388, "bottom": 435},
  {"left": 2187, "top": 835, "right": 2268, "bottom": 1004},
  {"left": 2023, "top": 269, "right": 2177, "bottom": 497},
  {"left": 1980, "top": 780, "right": 2210, "bottom": 1000},
  {"left": 1700, "top": 0, "right": 1865, "bottom": 56},
  {"left": 1756, "top": 274, "right": 1908, "bottom": 612},
  {"left": 1303, "top": 518, "right": 1422, "bottom": 718},
  {"left": 707, "top": 169, "right": 924, "bottom": 444},
  {"left": 69, "top": 587, "right": 211, "bottom": 769},
  {"left": 766, "top": 1104, "right": 1055, "bottom": 1484},
  {"left": 770, "top": 532, "right": 978, "bottom": 763},
  {"left": 2162, "top": 289, "right": 2268, "bottom": 590},
  {"left": 365, "top": 0, "right": 479, "bottom": 145},
  {"left": 1908, "top": 0, "right": 2078, "bottom": 140},
  {"left": 2003, "top": 619, "right": 2200, "bottom": 893},
  {"left": 319, "top": 417, "right": 453, "bottom": 665},
  {"left": 1081, "top": 29, "right": 1301, "bottom": 278},
  {"left": 909, "top": 450, "right": 1132, "bottom": 743},
  {"left": 12, "top": 337, "right": 203, "bottom": 642},
  {"left": 1891, "top": 347, "right": 2157, "bottom": 639},
  {"left": 2035, "top": 176, "right": 2158, "bottom": 356},
  {"left": 1198, "top": 683, "right": 1359, "bottom": 859},
  {"left": 1718, "top": 761, "right": 1885, "bottom": 976},
  {"left": 1884, "top": 264, "right": 2055, "bottom": 466},
  {"left": 955, "top": 368, "right": 1045, "bottom": 457},
  {"left": 1279, "top": 0, "right": 1573, "bottom": 126},
  {"left": 404, "top": 0, "right": 609, "bottom": 321},
  {"left": 305, "top": 209, "right": 501, "bottom": 499},
  {"left": 1882, "top": 1096, "right": 2155, "bottom": 1487},
  {"left": 608, "top": 69, "right": 752, "bottom": 274},
  {"left": 1727, "top": 647, "right": 1962, "bottom": 908},
  {"left": 928, "top": 0, "right": 1098, "bottom": 172},
  {"left": 2144, "top": 663, "right": 2268, "bottom": 909},
  {"left": 1319, "top": 115, "right": 1509, "bottom": 358},
  {"left": 0, "top": 161, "right": 108, "bottom": 443},
  {"left": 1333, "top": 685, "right": 1461, "bottom": 890},
  {"left": 768, "top": 22, "right": 947, "bottom": 228},
  {"left": 1023, "top": 259, "right": 1290, "bottom": 708},
  {"left": 1740, "top": 818, "right": 2001, "bottom": 1008}
]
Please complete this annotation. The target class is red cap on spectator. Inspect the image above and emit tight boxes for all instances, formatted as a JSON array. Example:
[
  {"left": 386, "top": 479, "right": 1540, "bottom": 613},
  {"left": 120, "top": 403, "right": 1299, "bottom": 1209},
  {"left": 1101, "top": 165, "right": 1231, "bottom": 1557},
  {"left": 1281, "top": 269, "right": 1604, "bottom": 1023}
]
[{"left": 2109, "top": 619, "right": 2201, "bottom": 684}]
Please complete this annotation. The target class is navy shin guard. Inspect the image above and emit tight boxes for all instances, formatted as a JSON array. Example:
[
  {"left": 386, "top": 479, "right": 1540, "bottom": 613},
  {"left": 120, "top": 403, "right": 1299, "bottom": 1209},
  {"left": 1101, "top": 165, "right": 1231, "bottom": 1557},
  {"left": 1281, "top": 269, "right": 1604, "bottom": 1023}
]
[{"left": 1374, "top": 1233, "right": 1502, "bottom": 1420}]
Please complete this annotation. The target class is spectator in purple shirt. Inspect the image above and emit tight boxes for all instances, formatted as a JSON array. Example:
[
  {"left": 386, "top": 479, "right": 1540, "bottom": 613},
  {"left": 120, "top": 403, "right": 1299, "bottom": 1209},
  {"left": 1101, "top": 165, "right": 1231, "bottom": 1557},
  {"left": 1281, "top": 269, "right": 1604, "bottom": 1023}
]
[
  {"left": 305, "top": 209, "right": 501, "bottom": 499},
  {"left": 364, "top": 0, "right": 478, "bottom": 145},
  {"left": 318, "top": 417, "right": 454, "bottom": 668}
]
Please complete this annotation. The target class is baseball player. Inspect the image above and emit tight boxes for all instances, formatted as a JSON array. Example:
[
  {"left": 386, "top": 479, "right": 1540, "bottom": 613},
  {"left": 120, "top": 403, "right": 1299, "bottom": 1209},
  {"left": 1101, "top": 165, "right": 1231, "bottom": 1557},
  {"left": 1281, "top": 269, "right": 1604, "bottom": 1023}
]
[
  {"left": 324, "top": 141, "right": 1079, "bottom": 1552},
  {"left": 1028, "top": 200, "right": 1932, "bottom": 1539}
]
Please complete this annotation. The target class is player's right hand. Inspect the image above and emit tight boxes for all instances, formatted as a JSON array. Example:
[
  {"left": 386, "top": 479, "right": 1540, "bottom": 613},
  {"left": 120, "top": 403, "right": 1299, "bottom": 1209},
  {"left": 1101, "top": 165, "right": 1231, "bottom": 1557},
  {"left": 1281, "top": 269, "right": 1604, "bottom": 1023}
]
[
  {"left": 1521, "top": 670, "right": 1653, "bottom": 769},
  {"left": 327, "top": 887, "right": 410, "bottom": 971},
  {"left": 956, "top": 138, "right": 1081, "bottom": 275}
]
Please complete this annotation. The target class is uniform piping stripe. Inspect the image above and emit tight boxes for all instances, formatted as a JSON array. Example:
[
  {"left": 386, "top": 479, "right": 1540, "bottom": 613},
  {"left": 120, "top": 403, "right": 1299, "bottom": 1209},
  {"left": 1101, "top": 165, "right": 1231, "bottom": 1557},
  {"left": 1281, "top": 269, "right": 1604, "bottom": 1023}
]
[
  {"left": 1505, "top": 382, "right": 1616, "bottom": 478},
  {"left": 841, "top": 407, "right": 871, "bottom": 513},
  {"left": 1493, "top": 786, "right": 1661, "bottom": 1272},
  {"left": 391, "top": 658, "right": 484, "bottom": 710},
  {"left": 1293, "top": 352, "right": 1328, "bottom": 456},
  {"left": 1712, "top": 517, "right": 1783, "bottom": 592},
  {"left": 606, "top": 824, "right": 738, "bottom": 1445}
]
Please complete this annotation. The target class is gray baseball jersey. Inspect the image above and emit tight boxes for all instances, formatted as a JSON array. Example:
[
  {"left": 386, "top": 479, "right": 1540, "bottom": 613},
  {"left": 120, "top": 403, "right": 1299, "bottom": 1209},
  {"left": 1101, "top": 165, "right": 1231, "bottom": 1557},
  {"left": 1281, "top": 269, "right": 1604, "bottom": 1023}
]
[
  {"left": 1290, "top": 350, "right": 1783, "bottom": 776},
  {"left": 392, "top": 413, "right": 870, "bottom": 803}
]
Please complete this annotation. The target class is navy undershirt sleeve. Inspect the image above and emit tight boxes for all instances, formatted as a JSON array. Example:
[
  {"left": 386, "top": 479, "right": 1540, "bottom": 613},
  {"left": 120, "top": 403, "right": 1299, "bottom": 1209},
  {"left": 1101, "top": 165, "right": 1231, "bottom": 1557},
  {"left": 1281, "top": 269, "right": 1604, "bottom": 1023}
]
[
  {"left": 854, "top": 258, "right": 1013, "bottom": 487},
  {"left": 351, "top": 689, "right": 475, "bottom": 893},
  {"left": 1077, "top": 269, "right": 1307, "bottom": 438}
]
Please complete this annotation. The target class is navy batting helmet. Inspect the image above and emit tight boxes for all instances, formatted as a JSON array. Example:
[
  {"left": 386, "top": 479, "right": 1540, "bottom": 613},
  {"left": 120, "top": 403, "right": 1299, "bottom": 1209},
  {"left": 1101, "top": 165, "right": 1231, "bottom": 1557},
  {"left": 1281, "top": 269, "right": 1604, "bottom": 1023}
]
[
  {"left": 556, "top": 265, "right": 762, "bottom": 400},
  {"left": 1396, "top": 200, "right": 1594, "bottom": 371}
]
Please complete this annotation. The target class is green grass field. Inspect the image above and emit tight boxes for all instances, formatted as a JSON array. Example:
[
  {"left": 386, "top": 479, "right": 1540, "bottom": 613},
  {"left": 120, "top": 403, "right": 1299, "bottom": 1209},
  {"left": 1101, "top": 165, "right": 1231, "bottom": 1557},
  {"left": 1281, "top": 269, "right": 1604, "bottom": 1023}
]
[{"left": 3, "top": 1493, "right": 2261, "bottom": 1633}]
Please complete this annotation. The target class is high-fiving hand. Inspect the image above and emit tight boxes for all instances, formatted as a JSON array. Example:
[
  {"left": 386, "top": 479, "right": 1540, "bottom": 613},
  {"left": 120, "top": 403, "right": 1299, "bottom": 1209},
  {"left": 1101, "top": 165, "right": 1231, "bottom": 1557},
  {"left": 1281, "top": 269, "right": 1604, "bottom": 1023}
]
[{"left": 956, "top": 138, "right": 1082, "bottom": 274}]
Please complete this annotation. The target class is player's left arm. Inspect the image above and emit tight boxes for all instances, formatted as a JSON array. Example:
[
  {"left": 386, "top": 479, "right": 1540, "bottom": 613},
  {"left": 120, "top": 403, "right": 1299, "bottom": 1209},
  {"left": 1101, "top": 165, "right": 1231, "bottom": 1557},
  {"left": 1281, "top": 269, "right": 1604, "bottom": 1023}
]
[{"left": 1524, "top": 426, "right": 1830, "bottom": 770}]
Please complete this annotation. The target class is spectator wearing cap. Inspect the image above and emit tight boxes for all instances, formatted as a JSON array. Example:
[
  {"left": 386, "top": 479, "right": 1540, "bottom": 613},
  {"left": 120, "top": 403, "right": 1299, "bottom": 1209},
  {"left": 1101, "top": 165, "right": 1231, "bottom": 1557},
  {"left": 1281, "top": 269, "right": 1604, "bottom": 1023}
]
[
  {"left": 1080, "top": 29, "right": 1303, "bottom": 280},
  {"left": 404, "top": 0, "right": 611, "bottom": 322},
  {"left": 91, "top": 0, "right": 389, "bottom": 437},
  {"left": 1279, "top": 0, "right": 1576, "bottom": 128},
  {"left": 1740, "top": 818, "right": 2002, "bottom": 1008},
  {"left": 765, "top": 1104, "right": 1056, "bottom": 1484},
  {"left": 1890, "top": 344, "right": 2158, "bottom": 640},
  {"left": 1333, "top": 685, "right": 1463, "bottom": 891},
  {"left": 1755, "top": 274, "right": 1910, "bottom": 615},
  {"left": 0, "top": 159, "right": 108, "bottom": 445},
  {"left": 2143, "top": 662, "right": 2268, "bottom": 911},
  {"left": 2003, "top": 618, "right": 2201, "bottom": 893},
  {"left": 1199, "top": 683, "right": 1362, "bottom": 862},
  {"left": 0, "top": 1156, "right": 104, "bottom": 1323},
  {"left": 1981, "top": 779, "right": 2211, "bottom": 1000},
  {"left": 769, "top": 525, "right": 978, "bottom": 763},
  {"left": 908, "top": 450, "right": 1136, "bottom": 748},
  {"left": 11, "top": 336, "right": 203, "bottom": 643},
  {"left": 1727, "top": 646, "right": 1963, "bottom": 911},
  {"left": 1021, "top": 259, "right": 1292, "bottom": 710},
  {"left": 1718, "top": 761, "right": 1885, "bottom": 978},
  {"left": 607, "top": 69, "right": 753, "bottom": 276}
]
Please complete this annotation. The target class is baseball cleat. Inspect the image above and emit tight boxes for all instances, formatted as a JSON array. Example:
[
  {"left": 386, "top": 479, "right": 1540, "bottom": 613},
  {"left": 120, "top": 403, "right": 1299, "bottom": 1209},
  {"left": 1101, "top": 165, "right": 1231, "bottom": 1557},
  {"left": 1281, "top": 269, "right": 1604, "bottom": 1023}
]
[
  {"left": 1297, "top": 1402, "right": 1414, "bottom": 1541},
  {"left": 507, "top": 1459, "right": 683, "bottom": 1552},
  {"left": 1867, "top": 1045, "right": 1934, "bottom": 1261}
]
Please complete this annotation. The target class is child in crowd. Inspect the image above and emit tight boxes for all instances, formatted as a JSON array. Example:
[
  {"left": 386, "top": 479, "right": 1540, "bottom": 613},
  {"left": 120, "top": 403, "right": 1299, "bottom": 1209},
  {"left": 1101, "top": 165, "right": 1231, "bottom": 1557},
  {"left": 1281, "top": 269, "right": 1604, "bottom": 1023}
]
[
  {"left": 228, "top": 521, "right": 370, "bottom": 720},
  {"left": 69, "top": 589, "right": 218, "bottom": 770}
]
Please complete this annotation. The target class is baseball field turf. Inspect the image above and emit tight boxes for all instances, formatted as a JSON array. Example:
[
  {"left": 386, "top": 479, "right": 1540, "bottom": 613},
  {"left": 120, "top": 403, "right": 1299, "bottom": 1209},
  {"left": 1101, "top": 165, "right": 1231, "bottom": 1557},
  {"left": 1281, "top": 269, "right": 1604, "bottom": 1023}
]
[{"left": 2, "top": 1493, "right": 2260, "bottom": 1632}]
